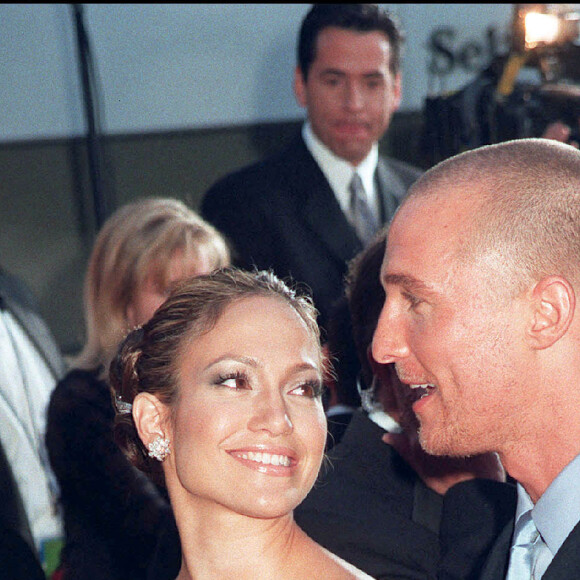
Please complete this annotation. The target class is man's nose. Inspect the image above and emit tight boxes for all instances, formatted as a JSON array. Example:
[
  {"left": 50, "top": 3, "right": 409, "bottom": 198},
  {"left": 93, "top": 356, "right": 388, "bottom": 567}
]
[
  {"left": 372, "top": 301, "right": 410, "bottom": 365},
  {"left": 344, "top": 81, "right": 364, "bottom": 111}
]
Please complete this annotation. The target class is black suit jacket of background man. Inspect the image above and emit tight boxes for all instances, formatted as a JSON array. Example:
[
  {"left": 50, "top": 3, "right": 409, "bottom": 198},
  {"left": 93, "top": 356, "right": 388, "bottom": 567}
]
[{"left": 201, "top": 133, "right": 422, "bottom": 330}]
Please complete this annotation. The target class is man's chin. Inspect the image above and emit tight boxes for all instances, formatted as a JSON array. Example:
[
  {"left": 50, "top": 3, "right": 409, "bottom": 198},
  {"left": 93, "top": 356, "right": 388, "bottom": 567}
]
[
  {"left": 419, "top": 427, "right": 480, "bottom": 458},
  {"left": 418, "top": 426, "right": 456, "bottom": 456},
  {"left": 328, "top": 140, "right": 373, "bottom": 166}
]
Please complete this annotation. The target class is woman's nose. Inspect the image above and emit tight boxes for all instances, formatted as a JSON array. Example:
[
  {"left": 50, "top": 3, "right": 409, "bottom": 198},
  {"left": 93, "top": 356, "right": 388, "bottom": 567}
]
[{"left": 247, "top": 390, "right": 293, "bottom": 436}]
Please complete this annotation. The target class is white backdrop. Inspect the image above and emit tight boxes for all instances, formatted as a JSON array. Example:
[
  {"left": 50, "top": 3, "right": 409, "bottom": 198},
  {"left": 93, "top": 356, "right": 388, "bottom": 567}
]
[{"left": 1, "top": 3, "right": 513, "bottom": 142}]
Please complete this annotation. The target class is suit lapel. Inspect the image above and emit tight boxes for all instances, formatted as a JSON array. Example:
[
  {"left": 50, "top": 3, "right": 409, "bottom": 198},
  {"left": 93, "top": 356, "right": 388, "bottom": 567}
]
[
  {"left": 478, "top": 501, "right": 580, "bottom": 580},
  {"left": 292, "top": 137, "right": 363, "bottom": 264},
  {"left": 478, "top": 521, "right": 513, "bottom": 580},
  {"left": 375, "top": 157, "right": 407, "bottom": 224},
  {"left": 544, "top": 520, "right": 580, "bottom": 579},
  {"left": 292, "top": 136, "right": 407, "bottom": 261}
]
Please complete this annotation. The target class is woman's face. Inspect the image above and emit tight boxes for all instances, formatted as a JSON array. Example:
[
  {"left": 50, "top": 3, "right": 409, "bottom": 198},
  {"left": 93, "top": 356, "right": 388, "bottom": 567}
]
[{"left": 163, "top": 295, "right": 327, "bottom": 519}]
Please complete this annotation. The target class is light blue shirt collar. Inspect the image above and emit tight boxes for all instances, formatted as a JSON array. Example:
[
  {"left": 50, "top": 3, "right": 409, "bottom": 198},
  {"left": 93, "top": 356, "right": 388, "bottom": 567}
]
[
  {"left": 533, "top": 451, "right": 580, "bottom": 554},
  {"left": 514, "top": 450, "right": 580, "bottom": 564}
]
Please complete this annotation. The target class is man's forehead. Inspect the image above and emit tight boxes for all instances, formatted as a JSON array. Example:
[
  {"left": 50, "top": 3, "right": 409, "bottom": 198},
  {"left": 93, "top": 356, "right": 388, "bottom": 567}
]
[
  {"left": 396, "top": 182, "right": 479, "bottom": 232},
  {"left": 318, "top": 25, "right": 392, "bottom": 45},
  {"left": 314, "top": 26, "right": 392, "bottom": 61},
  {"left": 380, "top": 233, "right": 408, "bottom": 284},
  {"left": 382, "top": 196, "right": 469, "bottom": 278}
]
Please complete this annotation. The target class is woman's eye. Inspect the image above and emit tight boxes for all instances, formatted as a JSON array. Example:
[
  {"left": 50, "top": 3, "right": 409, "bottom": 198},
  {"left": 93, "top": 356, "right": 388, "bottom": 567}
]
[
  {"left": 290, "top": 381, "right": 323, "bottom": 398},
  {"left": 219, "top": 374, "right": 250, "bottom": 390}
]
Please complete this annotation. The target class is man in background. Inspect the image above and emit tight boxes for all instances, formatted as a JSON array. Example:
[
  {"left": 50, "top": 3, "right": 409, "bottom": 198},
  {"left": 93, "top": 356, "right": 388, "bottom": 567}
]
[{"left": 201, "top": 3, "right": 422, "bottom": 332}]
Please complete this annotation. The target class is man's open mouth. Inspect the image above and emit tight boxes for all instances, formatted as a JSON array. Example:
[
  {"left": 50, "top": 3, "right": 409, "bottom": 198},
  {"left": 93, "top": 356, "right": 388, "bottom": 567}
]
[{"left": 409, "top": 383, "right": 436, "bottom": 403}]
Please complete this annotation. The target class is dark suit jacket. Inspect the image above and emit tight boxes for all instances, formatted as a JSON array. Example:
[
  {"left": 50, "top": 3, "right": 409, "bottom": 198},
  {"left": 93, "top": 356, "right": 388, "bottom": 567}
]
[
  {"left": 0, "top": 268, "right": 65, "bottom": 579},
  {"left": 201, "top": 133, "right": 422, "bottom": 330},
  {"left": 479, "top": 516, "right": 580, "bottom": 580},
  {"left": 325, "top": 408, "right": 355, "bottom": 450},
  {"left": 294, "top": 410, "right": 443, "bottom": 579},
  {"left": 295, "top": 410, "right": 518, "bottom": 580},
  {"left": 438, "top": 478, "right": 516, "bottom": 580}
]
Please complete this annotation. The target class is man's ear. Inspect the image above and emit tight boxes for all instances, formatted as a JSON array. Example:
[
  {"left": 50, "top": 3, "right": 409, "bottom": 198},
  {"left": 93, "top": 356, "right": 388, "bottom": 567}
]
[
  {"left": 294, "top": 66, "right": 307, "bottom": 108},
  {"left": 527, "top": 275, "right": 575, "bottom": 349},
  {"left": 392, "top": 72, "right": 402, "bottom": 111},
  {"left": 132, "top": 392, "right": 169, "bottom": 447}
]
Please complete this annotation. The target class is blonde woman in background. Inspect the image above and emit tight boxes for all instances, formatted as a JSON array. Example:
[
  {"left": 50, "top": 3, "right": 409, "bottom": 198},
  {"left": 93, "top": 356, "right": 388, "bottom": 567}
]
[{"left": 46, "top": 197, "right": 230, "bottom": 580}]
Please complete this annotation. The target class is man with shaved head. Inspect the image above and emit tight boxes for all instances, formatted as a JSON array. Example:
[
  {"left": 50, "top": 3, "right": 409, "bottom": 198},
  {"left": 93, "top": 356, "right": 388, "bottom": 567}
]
[{"left": 372, "top": 138, "right": 580, "bottom": 579}]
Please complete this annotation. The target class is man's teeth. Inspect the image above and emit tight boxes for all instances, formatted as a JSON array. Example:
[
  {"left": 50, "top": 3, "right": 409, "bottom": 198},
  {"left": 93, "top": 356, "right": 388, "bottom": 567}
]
[
  {"left": 410, "top": 384, "right": 435, "bottom": 400},
  {"left": 240, "top": 451, "right": 291, "bottom": 467}
]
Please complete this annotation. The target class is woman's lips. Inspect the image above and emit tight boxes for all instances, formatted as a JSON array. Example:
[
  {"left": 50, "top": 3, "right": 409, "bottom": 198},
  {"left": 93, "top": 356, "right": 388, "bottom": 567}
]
[{"left": 227, "top": 447, "right": 298, "bottom": 475}]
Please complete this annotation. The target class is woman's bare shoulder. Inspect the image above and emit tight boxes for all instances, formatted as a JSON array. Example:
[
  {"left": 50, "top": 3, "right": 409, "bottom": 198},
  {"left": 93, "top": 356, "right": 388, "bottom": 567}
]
[
  {"left": 318, "top": 546, "right": 375, "bottom": 579},
  {"left": 292, "top": 529, "right": 374, "bottom": 580}
]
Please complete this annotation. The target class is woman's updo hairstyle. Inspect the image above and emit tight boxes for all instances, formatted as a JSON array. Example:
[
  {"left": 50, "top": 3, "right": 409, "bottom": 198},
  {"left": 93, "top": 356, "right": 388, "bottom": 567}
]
[{"left": 111, "top": 267, "right": 321, "bottom": 486}]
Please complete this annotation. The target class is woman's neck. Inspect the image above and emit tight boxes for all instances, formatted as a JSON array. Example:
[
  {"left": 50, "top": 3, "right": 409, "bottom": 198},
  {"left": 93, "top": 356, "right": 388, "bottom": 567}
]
[{"left": 175, "top": 509, "right": 309, "bottom": 580}]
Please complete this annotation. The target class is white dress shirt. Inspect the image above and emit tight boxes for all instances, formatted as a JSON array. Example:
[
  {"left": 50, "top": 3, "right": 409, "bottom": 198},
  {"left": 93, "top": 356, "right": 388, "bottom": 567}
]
[{"left": 302, "top": 122, "right": 381, "bottom": 227}]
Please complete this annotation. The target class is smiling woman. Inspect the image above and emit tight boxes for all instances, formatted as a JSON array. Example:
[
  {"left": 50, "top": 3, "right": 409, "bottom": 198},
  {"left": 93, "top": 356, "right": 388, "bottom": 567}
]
[{"left": 111, "top": 267, "right": 374, "bottom": 580}]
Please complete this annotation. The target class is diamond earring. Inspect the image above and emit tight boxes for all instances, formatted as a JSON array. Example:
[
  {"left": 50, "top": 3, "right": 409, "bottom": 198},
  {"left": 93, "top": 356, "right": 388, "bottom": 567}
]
[{"left": 148, "top": 436, "right": 171, "bottom": 462}]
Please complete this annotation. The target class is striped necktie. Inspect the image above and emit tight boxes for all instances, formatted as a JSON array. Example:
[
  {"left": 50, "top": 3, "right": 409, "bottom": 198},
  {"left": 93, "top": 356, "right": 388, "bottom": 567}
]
[{"left": 349, "top": 172, "right": 380, "bottom": 246}]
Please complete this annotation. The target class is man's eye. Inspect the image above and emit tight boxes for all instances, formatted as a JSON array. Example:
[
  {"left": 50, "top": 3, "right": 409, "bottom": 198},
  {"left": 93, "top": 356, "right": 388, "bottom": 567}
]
[
  {"left": 403, "top": 292, "right": 422, "bottom": 308},
  {"left": 366, "top": 79, "right": 382, "bottom": 89},
  {"left": 322, "top": 76, "right": 341, "bottom": 87}
]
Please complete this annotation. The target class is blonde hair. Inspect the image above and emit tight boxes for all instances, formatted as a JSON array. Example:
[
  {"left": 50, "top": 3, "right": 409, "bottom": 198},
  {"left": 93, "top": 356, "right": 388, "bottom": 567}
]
[{"left": 72, "top": 197, "right": 230, "bottom": 375}]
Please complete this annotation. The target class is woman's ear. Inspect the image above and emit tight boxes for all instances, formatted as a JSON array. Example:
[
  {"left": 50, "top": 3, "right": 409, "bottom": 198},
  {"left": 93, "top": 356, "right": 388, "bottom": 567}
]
[
  {"left": 527, "top": 275, "right": 576, "bottom": 349},
  {"left": 132, "top": 392, "right": 169, "bottom": 447}
]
